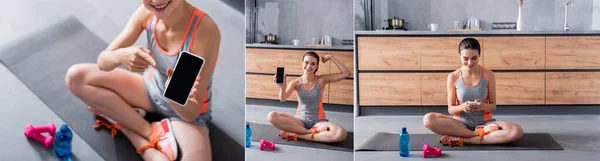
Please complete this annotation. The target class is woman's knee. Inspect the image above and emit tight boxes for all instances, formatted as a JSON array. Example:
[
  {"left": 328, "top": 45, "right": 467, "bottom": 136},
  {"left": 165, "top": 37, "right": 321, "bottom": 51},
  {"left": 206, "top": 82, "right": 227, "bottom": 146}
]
[
  {"left": 508, "top": 124, "right": 524, "bottom": 141},
  {"left": 65, "top": 63, "right": 91, "bottom": 90},
  {"left": 423, "top": 112, "right": 438, "bottom": 128},
  {"left": 267, "top": 111, "right": 280, "bottom": 123}
]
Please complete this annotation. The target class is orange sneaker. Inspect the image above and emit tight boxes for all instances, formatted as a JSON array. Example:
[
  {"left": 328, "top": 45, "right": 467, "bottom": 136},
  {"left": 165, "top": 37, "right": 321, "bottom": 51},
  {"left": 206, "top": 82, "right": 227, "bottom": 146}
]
[
  {"left": 88, "top": 106, "right": 146, "bottom": 137},
  {"left": 279, "top": 131, "right": 298, "bottom": 142},
  {"left": 137, "top": 118, "right": 178, "bottom": 161},
  {"left": 309, "top": 126, "right": 329, "bottom": 139},
  {"left": 439, "top": 135, "right": 464, "bottom": 147},
  {"left": 474, "top": 124, "right": 501, "bottom": 141}
]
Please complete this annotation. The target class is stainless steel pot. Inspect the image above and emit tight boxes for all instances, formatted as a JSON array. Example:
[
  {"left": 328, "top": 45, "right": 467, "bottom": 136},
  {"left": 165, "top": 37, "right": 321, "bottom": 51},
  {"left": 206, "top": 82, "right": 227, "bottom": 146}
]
[
  {"left": 385, "top": 16, "right": 407, "bottom": 29},
  {"left": 264, "top": 33, "right": 277, "bottom": 43}
]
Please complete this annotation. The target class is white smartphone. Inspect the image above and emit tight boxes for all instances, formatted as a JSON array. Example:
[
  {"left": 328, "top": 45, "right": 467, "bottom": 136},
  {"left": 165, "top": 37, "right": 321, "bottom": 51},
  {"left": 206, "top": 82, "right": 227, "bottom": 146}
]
[
  {"left": 467, "top": 101, "right": 480, "bottom": 106},
  {"left": 163, "top": 51, "right": 205, "bottom": 106}
]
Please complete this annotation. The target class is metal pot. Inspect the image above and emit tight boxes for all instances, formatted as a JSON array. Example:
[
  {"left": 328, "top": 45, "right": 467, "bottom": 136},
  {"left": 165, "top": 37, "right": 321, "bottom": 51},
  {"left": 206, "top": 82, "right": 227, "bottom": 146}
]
[
  {"left": 264, "top": 33, "right": 277, "bottom": 43},
  {"left": 384, "top": 16, "right": 407, "bottom": 29}
]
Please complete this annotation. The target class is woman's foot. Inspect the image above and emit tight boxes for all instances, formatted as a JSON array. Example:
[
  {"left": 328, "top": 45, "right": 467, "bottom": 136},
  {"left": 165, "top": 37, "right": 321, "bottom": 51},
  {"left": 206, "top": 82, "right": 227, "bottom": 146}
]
[
  {"left": 279, "top": 131, "right": 298, "bottom": 142},
  {"left": 309, "top": 126, "right": 329, "bottom": 139},
  {"left": 474, "top": 124, "right": 501, "bottom": 140},
  {"left": 138, "top": 118, "right": 178, "bottom": 161},
  {"left": 88, "top": 106, "right": 147, "bottom": 137},
  {"left": 439, "top": 135, "right": 464, "bottom": 147}
]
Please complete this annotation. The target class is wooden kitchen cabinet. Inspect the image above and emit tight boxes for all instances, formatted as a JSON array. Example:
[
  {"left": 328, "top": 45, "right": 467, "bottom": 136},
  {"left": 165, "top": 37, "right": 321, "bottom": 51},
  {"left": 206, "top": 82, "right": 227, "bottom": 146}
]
[
  {"left": 358, "top": 37, "right": 421, "bottom": 70},
  {"left": 546, "top": 72, "right": 600, "bottom": 104},
  {"left": 359, "top": 73, "right": 421, "bottom": 106},
  {"left": 328, "top": 79, "right": 354, "bottom": 105},
  {"left": 495, "top": 72, "right": 545, "bottom": 105},
  {"left": 421, "top": 37, "right": 483, "bottom": 70},
  {"left": 546, "top": 36, "right": 600, "bottom": 69},
  {"left": 483, "top": 37, "right": 545, "bottom": 70},
  {"left": 246, "top": 48, "right": 330, "bottom": 75},
  {"left": 329, "top": 51, "right": 354, "bottom": 78},
  {"left": 246, "top": 74, "right": 330, "bottom": 103},
  {"left": 421, "top": 73, "right": 448, "bottom": 105}
]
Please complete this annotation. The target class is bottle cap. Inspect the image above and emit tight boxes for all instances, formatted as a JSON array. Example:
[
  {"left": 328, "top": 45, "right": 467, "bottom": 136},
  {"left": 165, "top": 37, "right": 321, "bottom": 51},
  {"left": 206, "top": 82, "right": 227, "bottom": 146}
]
[
  {"left": 60, "top": 124, "right": 70, "bottom": 132},
  {"left": 402, "top": 127, "right": 407, "bottom": 133}
]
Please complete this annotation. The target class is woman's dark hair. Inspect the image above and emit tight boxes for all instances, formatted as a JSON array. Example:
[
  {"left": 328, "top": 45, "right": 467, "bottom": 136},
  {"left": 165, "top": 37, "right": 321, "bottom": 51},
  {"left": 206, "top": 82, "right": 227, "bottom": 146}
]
[
  {"left": 302, "top": 51, "right": 320, "bottom": 74},
  {"left": 458, "top": 38, "right": 481, "bottom": 55}
]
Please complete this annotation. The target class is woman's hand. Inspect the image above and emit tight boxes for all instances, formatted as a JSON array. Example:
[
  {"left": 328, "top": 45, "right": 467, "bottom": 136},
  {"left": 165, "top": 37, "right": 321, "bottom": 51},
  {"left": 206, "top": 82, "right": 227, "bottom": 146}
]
[
  {"left": 165, "top": 67, "right": 201, "bottom": 101},
  {"left": 321, "top": 55, "right": 332, "bottom": 63},
  {"left": 117, "top": 46, "right": 156, "bottom": 72},
  {"left": 463, "top": 99, "right": 483, "bottom": 113},
  {"left": 470, "top": 99, "right": 483, "bottom": 111},
  {"left": 273, "top": 75, "right": 286, "bottom": 89}
]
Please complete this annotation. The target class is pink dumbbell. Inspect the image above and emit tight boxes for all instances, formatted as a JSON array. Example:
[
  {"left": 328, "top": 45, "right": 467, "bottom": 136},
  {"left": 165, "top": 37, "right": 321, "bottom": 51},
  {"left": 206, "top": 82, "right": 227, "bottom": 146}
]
[
  {"left": 24, "top": 123, "right": 56, "bottom": 137},
  {"left": 27, "top": 132, "right": 54, "bottom": 148},
  {"left": 422, "top": 144, "right": 442, "bottom": 158}
]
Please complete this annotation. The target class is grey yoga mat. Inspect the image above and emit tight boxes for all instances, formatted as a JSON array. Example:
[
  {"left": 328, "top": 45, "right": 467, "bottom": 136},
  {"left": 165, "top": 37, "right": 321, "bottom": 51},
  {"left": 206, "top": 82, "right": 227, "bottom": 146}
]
[
  {"left": 356, "top": 132, "right": 563, "bottom": 151},
  {"left": 249, "top": 123, "right": 354, "bottom": 152}
]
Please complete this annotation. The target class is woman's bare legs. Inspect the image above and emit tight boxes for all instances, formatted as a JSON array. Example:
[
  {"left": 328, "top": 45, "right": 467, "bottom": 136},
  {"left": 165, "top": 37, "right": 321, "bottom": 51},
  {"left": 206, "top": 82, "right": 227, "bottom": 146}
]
[
  {"left": 65, "top": 63, "right": 153, "bottom": 136},
  {"left": 462, "top": 121, "right": 524, "bottom": 144},
  {"left": 298, "top": 122, "right": 347, "bottom": 143},
  {"left": 267, "top": 111, "right": 310, "bottom": 134},
  {"left": 423, "top": 112, "right": 478, "bottom": 137},
  {"left": 171, "top": 121, "right": 211, "bottom": 161},
  {"left": 65, "top": 63, "right": 166, "bottom": 159},
  {"left": 424, "top": 113, "right": 524, "bottom": 145}
]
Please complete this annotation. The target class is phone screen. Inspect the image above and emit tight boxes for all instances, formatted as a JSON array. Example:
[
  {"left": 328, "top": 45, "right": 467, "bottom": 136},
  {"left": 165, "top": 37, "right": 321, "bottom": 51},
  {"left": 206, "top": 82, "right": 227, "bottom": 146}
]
[
  {"left": 276, "top": 67, "right": 284, "bottom": 84},
  {"left": 163, "top": 51, "right": 205, "bottom": 106}
]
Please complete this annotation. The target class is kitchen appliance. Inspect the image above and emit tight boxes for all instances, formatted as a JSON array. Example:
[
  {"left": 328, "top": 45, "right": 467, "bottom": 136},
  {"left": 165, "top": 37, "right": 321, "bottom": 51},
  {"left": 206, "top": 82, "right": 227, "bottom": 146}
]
[
  {"left": 492, "top": 22, "right": 517, "bottom": 29},
  {"left": 261, "top": 33, "right": 278, "bottom": 44},
  {"left": 462, "top": 16, "right": 480, "bottom": 29},
  {"left": 341, "top": 39, "right": 354, "bottom": 45},
  {"left": 383, "top": 16, "right": 407, "bottom": 30}
]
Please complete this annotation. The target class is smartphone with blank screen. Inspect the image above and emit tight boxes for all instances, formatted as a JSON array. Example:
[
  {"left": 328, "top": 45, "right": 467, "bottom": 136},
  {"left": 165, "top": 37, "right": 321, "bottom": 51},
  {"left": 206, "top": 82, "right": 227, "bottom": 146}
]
[
  {"left": 276, "top": 67, "right": 285, "bottom": 84},
  {"left": 163, "top": 51, "right": 205, "bottom": 106}
]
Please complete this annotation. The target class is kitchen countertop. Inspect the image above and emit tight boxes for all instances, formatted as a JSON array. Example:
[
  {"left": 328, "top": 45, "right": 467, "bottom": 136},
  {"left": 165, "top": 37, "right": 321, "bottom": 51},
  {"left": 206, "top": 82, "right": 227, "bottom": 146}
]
[
  {"left": 246, "top": 44, "right": 353, "bottom": 51},
  {"left": 355, "top": 30, "right": 600, "bottom": 36}
]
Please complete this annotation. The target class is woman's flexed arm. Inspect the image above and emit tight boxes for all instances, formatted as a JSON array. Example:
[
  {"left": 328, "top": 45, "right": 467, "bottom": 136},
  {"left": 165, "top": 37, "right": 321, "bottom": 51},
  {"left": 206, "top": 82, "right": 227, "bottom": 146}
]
[{"left": 320, "top": 55, "right": 351, "bottom": 84}]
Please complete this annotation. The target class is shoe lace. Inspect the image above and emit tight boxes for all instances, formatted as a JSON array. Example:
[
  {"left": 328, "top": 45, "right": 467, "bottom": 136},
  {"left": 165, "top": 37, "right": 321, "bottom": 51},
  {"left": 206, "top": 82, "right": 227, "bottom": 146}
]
[{"left": 93, "top": 119, "right": 118, "bottom": 138}]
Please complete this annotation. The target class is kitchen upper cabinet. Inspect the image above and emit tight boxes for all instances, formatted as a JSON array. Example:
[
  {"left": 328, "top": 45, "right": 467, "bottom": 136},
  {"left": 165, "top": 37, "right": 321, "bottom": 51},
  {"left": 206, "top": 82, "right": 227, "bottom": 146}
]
[
  {"left": 421, "top": 37, "right": 484, "bottom": 70},
  {"left": 358, "top": 37, "right": 421, "bottom": 70},
  {"left": 329, "top": 51, "right": 354, "bottom": 78},
  {"left": 546, "top": 72, "right": 600, "bottom": 104},
  {"left": 483, "top": 37, "right": 545, "bottom": 70},
  {"left": 495, "top": 72, "right": 545, "bottom": 105},
  {"left": 246, "top": 48, "right": 330, "bottom": 75},
  {"left": 359, "top": 73, "right": 421, "bottom": 106},
  {"left": 546, "top": 36, "right": 600, "bottom": 69}
]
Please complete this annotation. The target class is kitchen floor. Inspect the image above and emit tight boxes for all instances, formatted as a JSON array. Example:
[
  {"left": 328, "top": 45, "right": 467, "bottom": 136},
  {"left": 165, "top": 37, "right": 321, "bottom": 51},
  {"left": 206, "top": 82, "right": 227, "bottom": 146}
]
[
  {"left": 245, "top": 104, "right": 354, "bottom": 161},
  {"left": 355, "top": 115, "right": 600, "bottom": 161}
]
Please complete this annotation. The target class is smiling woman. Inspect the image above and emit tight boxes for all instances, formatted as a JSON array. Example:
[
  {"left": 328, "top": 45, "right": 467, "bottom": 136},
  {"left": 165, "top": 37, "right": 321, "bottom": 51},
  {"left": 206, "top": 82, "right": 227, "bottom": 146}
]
[
  {"left": 64, "top": 0, "right": 221, "bottom": 160},
  {"left": 422, "top": 38, "right": 524, "bottom": 147},
  {"left": 267, "top": 51, "right": 351, "bottom": 143}
]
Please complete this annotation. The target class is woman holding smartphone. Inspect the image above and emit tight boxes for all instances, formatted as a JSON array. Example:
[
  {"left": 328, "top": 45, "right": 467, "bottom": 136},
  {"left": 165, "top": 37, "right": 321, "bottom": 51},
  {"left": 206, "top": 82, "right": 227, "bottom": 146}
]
[
  {"left": 422, "top": 38, "right": 523, "bottom": 147},
  {"left": 267, "top": 51, "right": 350, "bottom": 143},
  {"left": 64, "top": 0, "right": 220, "bottom": 160}
]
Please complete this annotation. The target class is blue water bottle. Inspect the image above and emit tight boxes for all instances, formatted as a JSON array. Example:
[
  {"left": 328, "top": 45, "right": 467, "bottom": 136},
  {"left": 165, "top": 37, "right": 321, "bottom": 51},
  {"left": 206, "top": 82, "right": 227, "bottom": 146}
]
[
  {"left": 400, "top": 127, "right": 410, "bottom": 157},
  {"left": 246, "top": 123, "right": 252, "bottom": 147},
  {"left": 55, "top": 124, "right": 73, "bottom": 160}
]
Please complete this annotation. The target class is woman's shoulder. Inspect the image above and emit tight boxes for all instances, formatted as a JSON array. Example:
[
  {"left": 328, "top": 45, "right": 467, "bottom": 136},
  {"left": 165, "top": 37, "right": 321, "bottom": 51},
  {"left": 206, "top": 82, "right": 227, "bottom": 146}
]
[{"left": 130, "top": 5, "right": 153, "bottom": 29}]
